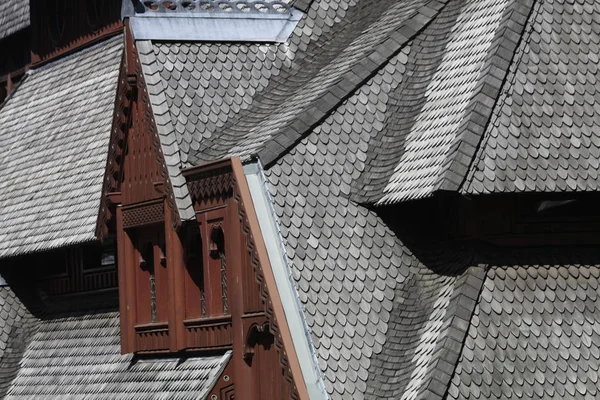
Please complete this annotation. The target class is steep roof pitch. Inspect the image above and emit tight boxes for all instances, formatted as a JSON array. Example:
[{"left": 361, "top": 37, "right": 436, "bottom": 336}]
[
  {"left": 2, "top": 293, "right": 230, "bottom": 400},
  {"left": 0, "top": 0, "right": 29, "bottom": 40},
  {"left": 137, "top": 0, "right": 538, "bottom": 208},
  {"left": 463, "top": 0, "right": 600, "bottom": 194},
  {"left": 0, "top": 286, "right": 37, "bottom": 400},
  {"left": 0, "top": 36, "right": 122, "bottom": 258},
  {"left": 262, "top": 57, "right": 485, "bottom": 398},
  {"left": 448, "top": 253, "right": 600, "bottom": 399},
  {"left": 137, "top": 0, "right": 442, "bottom": 169},
  {"left": 359, "top": 0, "right": 534, "bottom": 204}
]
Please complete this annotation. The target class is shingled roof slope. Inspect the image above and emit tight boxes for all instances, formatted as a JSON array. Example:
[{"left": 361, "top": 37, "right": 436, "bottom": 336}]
[
  {"left": 137, "top": 0, "right": 442, "bottom": 169},
  {"left": 448, "top": 253, "right": 600, "bottom": 399},
  {"left": 4, "top": 294, "right": 230, "bottom": 400},
  {"left": 263, "top": 59, "right": 485, "bottom": 398},
  {"left": 356, "top": 0, "right": 534, "bottom": 204},
  {"left": 463, "top": 0, "right": 600, "bottom": 194},
  {"left": 0, "top": 36, "right": 122, "bottom": 258},
  {"left": 0, "top": 286, "right": 37, "bottom": 400},
  {"left": 138, "top": 0, "right": 541, "bottom": 208},
  {"left": 0, "top": 0, "right": 29, "bottom": 40}
]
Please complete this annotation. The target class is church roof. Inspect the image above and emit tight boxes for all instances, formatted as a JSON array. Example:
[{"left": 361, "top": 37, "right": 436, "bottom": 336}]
[
  {"left": 0, "top": 0, "right": 29, "bottom": 40},
  {"left": 1, "top": 0, "right": 600, "bottom": 398},
  {"left": 0, "top": 290, "right": 230, "bottom": 400},
  {"left": 449, "top": 251, "right": 600, "bottom": 400},
  {"left": 463, "top": 0, "right": 600, "bottom": 194},
  {"left": 0, "top": 35, "right": 122, "bottom": 258}
]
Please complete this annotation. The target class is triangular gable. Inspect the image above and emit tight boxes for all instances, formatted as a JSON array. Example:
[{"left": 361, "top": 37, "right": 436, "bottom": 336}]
[
  {"left": 183, "top": 157, "right": 311, "bottom": 400},
  {"left": 97, "top": 29, "right": 186, "bottom": 239}
]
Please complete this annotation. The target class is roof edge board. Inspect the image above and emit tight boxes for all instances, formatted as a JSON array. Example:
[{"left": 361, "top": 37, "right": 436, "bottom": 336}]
[{"left": 243, "top": 159, "right": 328, "bottom": 400}]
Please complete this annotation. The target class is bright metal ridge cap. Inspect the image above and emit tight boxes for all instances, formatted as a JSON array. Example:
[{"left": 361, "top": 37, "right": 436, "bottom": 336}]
[
  {"left": 124, "top": 0, "right": 303, "bottom": 42},
  {"left": 243, "top": 159, "right": 329, "bottom": 400}
]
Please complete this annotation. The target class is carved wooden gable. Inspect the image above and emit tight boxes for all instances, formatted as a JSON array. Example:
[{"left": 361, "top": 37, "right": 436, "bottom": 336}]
[
  {"left": 97, "top": 29, "right": 175, "bottom": 238},
  {"left": 96, "top": 28, "right": 304, "bottom": 399}
]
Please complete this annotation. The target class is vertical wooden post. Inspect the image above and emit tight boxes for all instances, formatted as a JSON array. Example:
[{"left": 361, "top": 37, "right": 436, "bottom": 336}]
[
  {"left": 165, "top": 199, "right": 186, "bottom": 351},
  {"left": 228, "top": 196, "right": 255, "bottom": 400},
  {"left": 117, "top": 204, "right": 136, "bottom": 354}
]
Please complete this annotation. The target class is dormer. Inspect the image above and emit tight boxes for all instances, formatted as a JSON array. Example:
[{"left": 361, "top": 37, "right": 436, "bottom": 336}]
[{"left": 96, "top": 20, "right": 310, "bottom": 398}]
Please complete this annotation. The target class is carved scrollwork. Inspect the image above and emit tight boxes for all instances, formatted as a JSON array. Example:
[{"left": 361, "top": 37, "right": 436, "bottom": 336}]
[{"left": 232, "top": 175, "right": 299, "bottom": 399}]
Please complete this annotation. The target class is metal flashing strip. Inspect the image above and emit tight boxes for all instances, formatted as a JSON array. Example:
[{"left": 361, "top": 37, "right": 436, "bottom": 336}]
[
  {"left": 127, "top": 1, "right": 303, "bottom": 42},
  {"left": 243, "top": 161, "right": 328, "bottom": 400}
]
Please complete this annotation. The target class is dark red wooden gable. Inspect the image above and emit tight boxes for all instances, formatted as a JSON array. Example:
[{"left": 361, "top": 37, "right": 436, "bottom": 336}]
[{"left": 95, "top": 24, "right": 305, "bottom": 400}]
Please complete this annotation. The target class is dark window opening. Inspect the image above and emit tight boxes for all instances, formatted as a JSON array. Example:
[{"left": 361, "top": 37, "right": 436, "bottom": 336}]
[
  {"left": 210, "top": 225, "right": 227, "bottom": 315},
  {"left": 140, "top": 241, "right": 156, "bottom": 323}
]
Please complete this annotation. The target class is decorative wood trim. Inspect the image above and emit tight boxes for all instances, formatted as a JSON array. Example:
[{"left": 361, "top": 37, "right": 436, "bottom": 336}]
[
  {"left": 165, "top": 199, "right": 187, "bottom": 351},
  {"left": 183, "top": 316, "right": 234, "bottom": 350},
  {"left": 30, "top": 23, "right": 122, "bottom": 68},
  {"left": 229, "top": 158, "right": 306, "bottom": 400},
  {"left": 183, "top": 157, "right": 305, "bottom": 399},
  {"left": 186, "top": 162, "right": 234, "bottom": 208},
  {"left": 122, "top": 201, "right": 164, "bottom": 228},
  {"left": 135, "top": 37, "right": 181, "bottom": 230},
  {"left": 96, "top": 52, "right": 130, "bottom": 240},
  {"left": 134, "top": 322, "right": 170, "bottom": 353},
  {"left": 97, "top": 22, "right": 181, "bottom": 239},
  {"left": 242, "top": 314, "right": 269, "bottom": 360}
]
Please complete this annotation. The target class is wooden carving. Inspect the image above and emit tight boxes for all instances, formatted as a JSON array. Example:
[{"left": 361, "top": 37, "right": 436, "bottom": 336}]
[{"left": 97, "top": 27, "right": 181, "bottom": 240}]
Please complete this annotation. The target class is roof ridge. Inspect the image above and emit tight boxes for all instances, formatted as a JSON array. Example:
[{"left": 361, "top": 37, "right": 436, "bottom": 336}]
[
  {"left": 460, "top": 0, "right": 544, "bottom": 194},
  {"left": 257, "top": 0, "right": 450, "bottom": 168},
  {"left": 422, "top": 264, "right": 487, "bottom": 400},
  {"left": 136, "top": 40, "right": 196, "bottom": 221},
  {"left": 437, "top": 0, "right": 539, "bottom": 193}
]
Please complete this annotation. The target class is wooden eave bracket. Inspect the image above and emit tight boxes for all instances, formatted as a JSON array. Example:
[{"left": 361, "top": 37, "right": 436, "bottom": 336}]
[{"left": 107, "top": 191, "right": 122, "bottom": 205}]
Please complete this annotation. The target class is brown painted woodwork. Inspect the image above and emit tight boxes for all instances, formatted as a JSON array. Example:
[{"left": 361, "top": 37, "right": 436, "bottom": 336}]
[
  {"left": 184, "top": 316, "right": 233, "bottom": 350},
  {"left": 195, "top": 209, "right": 228, "bottom": 317},
  {"left": 165, "top": 198, "right": 187, "bottom": 351},
  {"left": 99, "top": 25, "right": 303, "bottom": 396},
  {"left": 183, "top": 223, "right": 204, "bottom": 320},
  {"left": 121, "top": 83, "right": 164, "bottom": 206},
  {"left": 32, "top": 244, "right": 117, "bottom": 297},
  {"left": 246, "top": 327, "right": 292, "bottom": 399},
  {"left": 122, "top": 201, "right": 165, "bottom": 228},
  {"left": 208, "top": 357, "right": 235, "bottom": 400},
  {"left": 184, "top": 158, "right": 305, "bottom": 400},
  {"left": 134, "top": 323, "right": 170, "bottom": 353},
  {"left": 116, "top": 205, "right": 133, "bottom": 354},
  {"left": 134, "top": 226, "right": 168, "bottom": 325}
]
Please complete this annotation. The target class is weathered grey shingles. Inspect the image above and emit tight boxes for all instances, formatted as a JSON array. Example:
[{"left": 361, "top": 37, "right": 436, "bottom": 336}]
[
  {"left": 5, "top": 298, "right": 230, "bottom": 400},
  {"left": 0, "top": 36, "right": 122, "bottom": 258},
  {"left": 0, "top": 0, "right": 29, "bottom": 40},
  {"left": 263, "top": 59, "right": 482, "bottom": 398},
  {"left": 0, "top": 286, "right": 37, "bottom": 399},
  {"left": 140, "top": 0, "right": 441, "bottom": 171},
  {"left": 377, "top": 0, "right": 514, "bottom": 204},
  {"left": 463, "top": 0, "right": 600, "bottom": 194},
  {"left": 448, "top": 259, "right": 600, "bottom": 399},
  {"left": 142, "top": 0, "right": 538, "bottom": 208},
  {"left": 352, "top": 0, "right": 469, "bottom": 203},
  {"left": 137, "top": 40, "right": 195, "bottom": 222}
]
